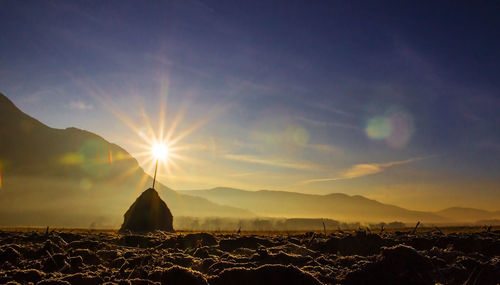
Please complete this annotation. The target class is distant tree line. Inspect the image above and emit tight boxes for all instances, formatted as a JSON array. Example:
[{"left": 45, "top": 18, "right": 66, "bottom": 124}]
[{"left": 173, "top": 217, "right": 406, "bottom": 232}]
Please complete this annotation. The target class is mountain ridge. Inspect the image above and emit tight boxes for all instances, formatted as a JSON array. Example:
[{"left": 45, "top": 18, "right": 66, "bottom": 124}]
[
  {"left": 181, "top": 187, "right": 500, "bottom": 223},
  {"left": 435, "top": 207, "right": 500, "bottom": 223},
  {"left": 2, "top": 93, "right": 498, "bottom": 227},
  {"left": 0, "top": 93, "right": 253, "bottom": 227}
]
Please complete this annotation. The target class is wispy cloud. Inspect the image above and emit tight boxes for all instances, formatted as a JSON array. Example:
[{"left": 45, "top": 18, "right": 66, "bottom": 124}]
[
  {"left": 227, "top": 171, "right": 261, "bottom": 177},
  {"left": 297, "top": 116, "right": 360, "bottom": 131},
  {"left": 67, "top": 101, "right": 93, "bottom": 110},
  {"left": 307, "top": 144, "right": 343, "bottom": 153},
  {"left": 300, "top": 156, "right": 430, "bottom": 184},
  {"left": 307, "top": 102, "right": 356, "bottom": 118},
  {"left": 223, "top": 154, "right": 319, "bottom": 170}
]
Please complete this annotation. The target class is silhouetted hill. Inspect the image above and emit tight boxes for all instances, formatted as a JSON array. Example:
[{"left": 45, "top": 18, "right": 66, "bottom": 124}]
[
  {"left": 2, "top": 93, "right": 496, "bottom": 227},
  {"left": 0, "top": 93, "right": 252, "bottom": 227},
  {"left": 436, "top": 207, "right": 500, "bottom": 223},
  {"left": 180, "top": 187, "right": 450, "bottom": 223}
]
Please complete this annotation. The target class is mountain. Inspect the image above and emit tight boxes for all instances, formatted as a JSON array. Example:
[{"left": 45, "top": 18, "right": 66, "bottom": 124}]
[
  {"left": 2, "top": 93, "right": 496, "bottom": 227},
  {"left": 180, "top": 187, "right": 450, "bottom": 223},
  {"left": 0, "top": 93, "right": 252, "bottom": 228},
  {"left": 436, "top": 207, "right": 500, "bottom": 223}
]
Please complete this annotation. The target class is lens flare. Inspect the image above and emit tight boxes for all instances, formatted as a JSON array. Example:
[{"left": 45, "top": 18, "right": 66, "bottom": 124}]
[
  {"left": 365, "top": 116, "right": 392, "bottom": 140},
  {"left": 291, "top": 126, "right": 309, "bottom": 147},
  {"left": 365, "top": 108, "right": 413, "bottom": 148},
  {"left": 108, "top": 149, "right": 113, "bottom": 165},
  {"left": 386, "top": 113, "right": 412, "bottom": 148}
]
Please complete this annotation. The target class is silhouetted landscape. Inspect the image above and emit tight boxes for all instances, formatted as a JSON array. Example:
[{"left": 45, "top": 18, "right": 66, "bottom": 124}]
[
  {"left": 2, "top": 1, "right": 500, "bottom": 284},
  {"left": 0, "top": 93, "right": 252, "bottom": 228},
  {"left": 1, "top": 91, "right": 500, "bottom": 283},
  {"left": 2, "top": 93, "right": 499, "bottom": 230}
]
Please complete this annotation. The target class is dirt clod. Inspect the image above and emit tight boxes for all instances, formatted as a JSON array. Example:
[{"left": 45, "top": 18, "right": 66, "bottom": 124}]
[{"left": 0, "top": 228, "right": 498, "bottom": 284}]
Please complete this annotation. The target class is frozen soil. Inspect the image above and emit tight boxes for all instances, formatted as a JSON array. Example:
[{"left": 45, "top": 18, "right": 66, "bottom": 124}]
[{"left": 0, "top": 229, "right": 499, "bottom": 284}]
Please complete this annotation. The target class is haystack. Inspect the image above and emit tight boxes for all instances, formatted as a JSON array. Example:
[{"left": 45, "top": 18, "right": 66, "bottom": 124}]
[{"left": 119, "top": 188, "right": 174, "bottom": 233}]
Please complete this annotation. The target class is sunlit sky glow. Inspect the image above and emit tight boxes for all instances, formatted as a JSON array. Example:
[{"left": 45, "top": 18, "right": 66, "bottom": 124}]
[
  {"left": 152, "top": 144, "right": 169, "bottom": 161},
  {"left": 1, "top": 1, "right": 500, "bottom": 211}
]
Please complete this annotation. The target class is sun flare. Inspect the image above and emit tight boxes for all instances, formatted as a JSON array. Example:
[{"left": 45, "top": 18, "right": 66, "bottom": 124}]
[
  {"left": 152, "top": 143, "right": 169, "bottom": 161},
  {"left": 88, "top": 77, "right": 216, "bottom": 192}
]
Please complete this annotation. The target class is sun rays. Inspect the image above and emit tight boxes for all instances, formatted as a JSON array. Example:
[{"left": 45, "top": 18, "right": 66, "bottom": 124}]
[
  {"left": 66, "top": 70, "right": 234, "bottom": 193},
  {"left": 118, "top": 97, "right": 206, "bottom": 191},
  {"left": 77, "top": 79, "right": 211, "bottom": 192}
]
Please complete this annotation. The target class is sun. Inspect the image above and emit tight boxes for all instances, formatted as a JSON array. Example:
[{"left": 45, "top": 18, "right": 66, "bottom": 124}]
[
  {"left": 91, "top": 84, "right": 215, "bottom": 191},
  {"left": 152, "top": 143, "right": 169, "bottom": 161}
]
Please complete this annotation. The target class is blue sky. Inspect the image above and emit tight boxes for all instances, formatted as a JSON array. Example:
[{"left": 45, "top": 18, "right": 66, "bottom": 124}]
[{"left": 1, "top": 1, "right": 499, "bottom": 210}]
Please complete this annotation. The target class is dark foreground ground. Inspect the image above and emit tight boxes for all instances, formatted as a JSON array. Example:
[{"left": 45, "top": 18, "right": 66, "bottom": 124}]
[{"left": 0, "top": 228, "right": 499, "bottom": 284}]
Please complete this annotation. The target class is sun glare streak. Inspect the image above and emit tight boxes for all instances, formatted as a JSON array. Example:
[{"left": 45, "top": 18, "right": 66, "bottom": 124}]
[
  {"left": 69, "top": 73, "right": 216, "bottom": 189},
  {"left": 139, "top": 105, "right": 158, "bottom": 142},
  {"left": 109, "top": 164, "right": 141, "bottom": 185},
  {"left": 74, "top": 78, "right": 152, "bottom": 145},
  {"left": 158, "top": 94, "right": 167, "bottom": 143},
  {"left": 135, "top": 173, "right": 150, "bottom": 194},
  {"left": 168, "top": 116, "right": 210, "bottom": 146},
  {"left": 114, "top": 101, "right": 209, "bottom": 187},
  {"left": 166, "top": 142, "right": 211, "bottom": 153},
  {"left": 165, "top": 103, "right": 187, "bottom": 142},
  {"left": 168, "top": 152, "right": 205, "bottom": 166}
]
